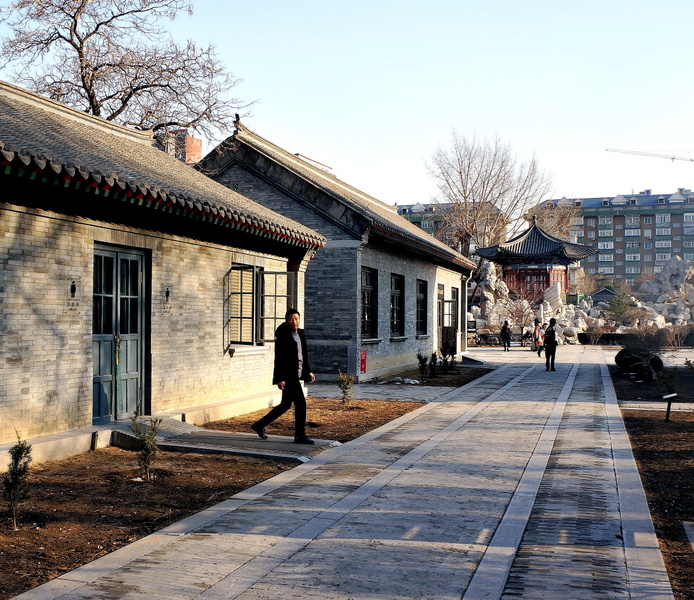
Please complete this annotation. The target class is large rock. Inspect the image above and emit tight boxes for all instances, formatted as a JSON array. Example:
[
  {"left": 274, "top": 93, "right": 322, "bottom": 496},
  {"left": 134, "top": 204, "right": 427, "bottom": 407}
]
[
  {"left": 544, "top": 282, "right": 563, "bottom": 311},
  {"left": 639, "top": 255, "right": 694, "bottom": 295},
  {"left": 574, "top": 317, "right": 588, "bottom": 330}
]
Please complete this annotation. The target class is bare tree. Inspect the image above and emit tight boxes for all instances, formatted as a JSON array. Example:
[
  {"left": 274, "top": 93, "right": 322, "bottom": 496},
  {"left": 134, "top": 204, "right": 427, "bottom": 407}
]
[
  {"left": 497, "top": 292, "right": 536, "bottom": 345},
  {"left": 428, "top": 131, "right": 554, "bottom": 258},
  {"left": 524, "top": 197, "right": 581, "bottom": 240},
  {"left": 0, "top": 0, "right": 248, "bottom": 141},
  {"left": 584, "top": 324, "right": 606, "bottom": 345}
]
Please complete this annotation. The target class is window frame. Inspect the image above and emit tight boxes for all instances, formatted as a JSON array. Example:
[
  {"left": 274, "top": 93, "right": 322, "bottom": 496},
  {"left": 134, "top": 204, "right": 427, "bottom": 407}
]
[
  {"left": 223, "top": 264, "right": 297, "bottom": 351},
  {"left": 416, "top": 279, "right": 428, "bottom": 336},
  {"left": 361, "top": 267, "right": 378, "bottom": 339},
  {"left": 390, "top": 273, "right": 406, "bottom": 337}
]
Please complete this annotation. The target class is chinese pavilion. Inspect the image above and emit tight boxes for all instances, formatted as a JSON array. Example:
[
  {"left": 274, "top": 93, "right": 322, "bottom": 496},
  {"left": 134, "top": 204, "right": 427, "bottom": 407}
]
[{"left": 475, "top": 218, "right": 596, "bottom": 302}]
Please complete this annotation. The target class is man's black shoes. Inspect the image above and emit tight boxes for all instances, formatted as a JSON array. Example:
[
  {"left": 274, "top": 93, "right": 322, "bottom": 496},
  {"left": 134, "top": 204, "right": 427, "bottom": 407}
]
[
  {"left": 294, "top": 437, "right": 315, "bottom": 445},
  {"left": 251, "top": 423, "right": 268, "bottom": 440}
]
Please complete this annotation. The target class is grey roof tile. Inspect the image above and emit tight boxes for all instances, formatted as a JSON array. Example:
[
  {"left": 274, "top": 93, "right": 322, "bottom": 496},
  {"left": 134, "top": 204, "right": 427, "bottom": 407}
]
[
  {"left": 0, "top": 80, "right": 325, "bottom": 249},
  {"left": 227, "top": 122, "right": 476, "bottom": 271},
  {"left": 476, "top": 220, "right": 596, "bottom": 264}
]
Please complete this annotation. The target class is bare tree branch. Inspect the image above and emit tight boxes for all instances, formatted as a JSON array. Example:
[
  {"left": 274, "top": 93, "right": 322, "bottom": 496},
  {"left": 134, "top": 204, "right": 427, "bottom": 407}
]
[
  {"left": 0, "top": 0, "right": 250, "bottom": 141},
  {"left": 427, "top": 131, "right": 554, "bottom": 260}
]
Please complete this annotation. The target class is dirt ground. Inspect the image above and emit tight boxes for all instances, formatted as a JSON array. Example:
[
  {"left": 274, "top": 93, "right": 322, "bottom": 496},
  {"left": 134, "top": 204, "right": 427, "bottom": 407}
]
[
  {"left": 610, "top": 364, "right": 694, "bottom": 600},
  {"left": 0, "top": 391, "right": 429, "bottom": 600},
  {"left": 1, "top": 362, "right": 692, "bottom": 600}
]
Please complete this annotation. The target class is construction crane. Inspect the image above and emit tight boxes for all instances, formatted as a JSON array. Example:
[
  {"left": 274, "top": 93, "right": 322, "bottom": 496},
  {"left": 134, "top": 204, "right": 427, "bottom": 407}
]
[{"left": 606, "top": 148, "right": 694, "bottom": 163}]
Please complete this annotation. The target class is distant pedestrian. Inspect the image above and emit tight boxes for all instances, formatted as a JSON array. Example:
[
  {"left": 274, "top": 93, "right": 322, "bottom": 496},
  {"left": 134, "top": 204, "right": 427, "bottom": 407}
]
[
  {"left": 500, "top": 320, "right": 512, "bottom": 352},
  {"left": 532, "top": 318, "right": 542, "bottom": 355},
  {"left": 537, "top": 323, "right": 547, "bottom": 357},
  {"left": 544, "top": 318, "right": 558, "bottom": 371}
]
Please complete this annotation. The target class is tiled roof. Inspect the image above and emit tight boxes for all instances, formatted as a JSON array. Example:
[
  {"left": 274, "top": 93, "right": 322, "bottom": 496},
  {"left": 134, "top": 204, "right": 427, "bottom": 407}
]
[
  {"left": 224, "top": 122, "right": 476, "bottom": 272},
  {"left": 476, "top": 220, "right": 596, "bottom": 264},
  {"left": 0, "top": 81, "right": 325, "bottom": 250}
]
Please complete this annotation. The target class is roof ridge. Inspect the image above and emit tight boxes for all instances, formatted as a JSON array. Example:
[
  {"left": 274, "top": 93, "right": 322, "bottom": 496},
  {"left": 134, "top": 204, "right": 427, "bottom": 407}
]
[
  {"left": 234, "top": 121, "right": 397, "bottom": 214},
  {"left": 0, "top": 79, "right": 154, "bottom": 147}
]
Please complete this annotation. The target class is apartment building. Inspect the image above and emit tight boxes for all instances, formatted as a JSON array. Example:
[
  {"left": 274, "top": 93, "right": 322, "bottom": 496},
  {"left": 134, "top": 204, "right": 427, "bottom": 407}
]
[
  {"left": 395, "top": 202, "right": 505, "bottom": 257},
  {"left": 558, "top": 189, "right": 694, "bottom": 286}
]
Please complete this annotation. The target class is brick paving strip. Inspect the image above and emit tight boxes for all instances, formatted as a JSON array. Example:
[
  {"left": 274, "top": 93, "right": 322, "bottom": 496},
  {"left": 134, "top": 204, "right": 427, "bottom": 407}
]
[{"left": 11, "top": 347, "right": 673, "bottom": 600}]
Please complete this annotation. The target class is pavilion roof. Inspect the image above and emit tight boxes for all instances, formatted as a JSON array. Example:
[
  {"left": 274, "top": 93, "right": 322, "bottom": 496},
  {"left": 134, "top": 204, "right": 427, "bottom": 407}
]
[{"left": 475, "top": 219, "right": 596, "bottom": 265}]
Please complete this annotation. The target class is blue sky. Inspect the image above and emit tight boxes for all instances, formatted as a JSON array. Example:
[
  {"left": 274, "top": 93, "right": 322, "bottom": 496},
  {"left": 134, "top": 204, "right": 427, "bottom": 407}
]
[{"left": 4, "top": 0, "right": 694, "bottom": 204}]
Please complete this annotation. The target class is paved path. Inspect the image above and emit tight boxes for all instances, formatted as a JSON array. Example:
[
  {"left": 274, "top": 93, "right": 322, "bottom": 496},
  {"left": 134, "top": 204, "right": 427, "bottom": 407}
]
[{"left": 12, "top": 346, "right": 674, "bottom": 600}]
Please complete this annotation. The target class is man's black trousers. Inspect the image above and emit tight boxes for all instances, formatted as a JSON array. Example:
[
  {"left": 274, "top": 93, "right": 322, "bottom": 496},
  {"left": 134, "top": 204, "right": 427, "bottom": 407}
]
[{"left": 255, "top": 379, "right": 306, "bottom": 438}]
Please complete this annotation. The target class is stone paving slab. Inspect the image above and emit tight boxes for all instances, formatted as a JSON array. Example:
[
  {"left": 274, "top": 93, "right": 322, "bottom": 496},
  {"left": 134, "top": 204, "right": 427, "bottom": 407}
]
[{"left": 10, "top": 346, "right": 674, "bottom": 600}]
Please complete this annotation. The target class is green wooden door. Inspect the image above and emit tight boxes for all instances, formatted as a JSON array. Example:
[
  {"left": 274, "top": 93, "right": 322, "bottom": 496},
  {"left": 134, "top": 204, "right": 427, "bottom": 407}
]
[{"left": 92, "top": 248, "right": 146, "bottom": 423}]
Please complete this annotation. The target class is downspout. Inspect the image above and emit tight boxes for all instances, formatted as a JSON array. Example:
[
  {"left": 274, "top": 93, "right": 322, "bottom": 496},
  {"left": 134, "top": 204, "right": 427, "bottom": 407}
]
[{"left": 461, "top": 273, "right": 469, "bottom": 355}]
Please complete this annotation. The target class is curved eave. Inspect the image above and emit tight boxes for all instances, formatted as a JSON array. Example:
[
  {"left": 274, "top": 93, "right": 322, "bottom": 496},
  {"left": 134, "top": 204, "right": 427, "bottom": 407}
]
[
  {"left": 0, "top": 145, "right": 326, "bottom": 251},
  {"left": 476, "top": 248, "right": 594, "bottom": 266}
]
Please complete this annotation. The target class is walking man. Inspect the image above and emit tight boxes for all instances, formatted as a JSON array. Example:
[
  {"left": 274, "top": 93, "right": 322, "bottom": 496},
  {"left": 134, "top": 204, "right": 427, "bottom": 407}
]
[{"left": 252, "top": 309, "right": 316, "bottom": 444}]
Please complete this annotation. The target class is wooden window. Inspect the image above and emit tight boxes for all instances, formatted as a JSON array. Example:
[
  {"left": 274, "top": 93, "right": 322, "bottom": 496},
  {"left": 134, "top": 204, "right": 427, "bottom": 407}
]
[
  {"left": 416, "top": 279, "right": 428, "bottom": 336},
  {"left": 223, "top": 265, "right": 296, "bottom": 351},
  {"left": 390, "top": 274, "right": 405, "bottom": 336},
  {"left": 361, "top": 267, "right": 378, "bottom": 338}
]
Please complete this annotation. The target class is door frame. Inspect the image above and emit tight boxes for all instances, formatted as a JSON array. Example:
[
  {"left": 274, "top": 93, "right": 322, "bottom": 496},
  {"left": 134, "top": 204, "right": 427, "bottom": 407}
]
[{"left": 92, "top": 243, "right": 151, "bottom": 423}]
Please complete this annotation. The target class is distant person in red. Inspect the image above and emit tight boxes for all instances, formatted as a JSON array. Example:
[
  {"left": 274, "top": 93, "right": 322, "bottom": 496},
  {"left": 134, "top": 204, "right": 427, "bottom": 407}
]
[{"left": 252, "top": 309, "right": 316, "bottom": 444}]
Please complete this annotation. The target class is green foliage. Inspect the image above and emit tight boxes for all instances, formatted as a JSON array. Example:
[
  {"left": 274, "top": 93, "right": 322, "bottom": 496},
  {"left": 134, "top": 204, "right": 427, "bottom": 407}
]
[
  {"left": 129, "top": 413, "right": 162, "bottom": 481},
  {"left": 2, "top": 432, "right": 32, "bottom": 530},
  {"left": 337, "top": 369, "right": 355, "bottom": 406},
  {"left": 658, "top": 368, "right": 679, "bottom": 395},
  {"left": 606, "top": 294, "right": 639, "bottom": 324}
]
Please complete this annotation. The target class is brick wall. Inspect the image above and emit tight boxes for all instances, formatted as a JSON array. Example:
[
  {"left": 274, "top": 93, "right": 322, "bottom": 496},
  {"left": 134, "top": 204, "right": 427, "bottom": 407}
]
[
  {"left": 0, "top": 203, "right": 294, "bottom": 444},
  {"left": 357, "top": 246, "right": 466, "bottom": 379},
  {"left": 208, "top": 166, "right": 469, "bottom": 381}
]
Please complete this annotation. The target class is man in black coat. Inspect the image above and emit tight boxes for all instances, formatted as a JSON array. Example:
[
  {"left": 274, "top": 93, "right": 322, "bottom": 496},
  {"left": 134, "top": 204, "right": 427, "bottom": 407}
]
[{"left": 251, "top": 309, "right": 316, "bottom": 444}]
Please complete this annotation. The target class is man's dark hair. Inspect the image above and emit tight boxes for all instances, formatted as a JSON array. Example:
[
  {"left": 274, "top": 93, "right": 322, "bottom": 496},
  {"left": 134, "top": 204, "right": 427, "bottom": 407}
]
[{"left": 285, "top": 309, "right": 300, "bottom": 319}]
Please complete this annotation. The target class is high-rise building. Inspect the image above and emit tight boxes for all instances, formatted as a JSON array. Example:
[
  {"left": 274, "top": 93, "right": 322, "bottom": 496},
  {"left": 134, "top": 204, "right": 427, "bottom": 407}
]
[{"left": 543, "top": 189, "right": 694, "bottom": 287}]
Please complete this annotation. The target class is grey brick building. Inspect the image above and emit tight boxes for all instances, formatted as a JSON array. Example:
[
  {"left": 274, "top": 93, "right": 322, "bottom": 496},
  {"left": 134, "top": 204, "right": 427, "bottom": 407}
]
[
  {"left": 0, "top": 81, "right": 325, "bottom": 445},
  {"left": 198, "top": 120, "right": 476, "bottom": 381}
]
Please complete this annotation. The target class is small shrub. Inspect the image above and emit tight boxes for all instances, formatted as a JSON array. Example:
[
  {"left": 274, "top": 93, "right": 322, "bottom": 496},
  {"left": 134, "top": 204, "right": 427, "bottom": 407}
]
[
  {"left": 440, "top": 355, "right": 449, "bottom": 373},
  {"left": 440, "top": 344, "right": 456, "bottom": 374},
  {"left": 129, "top": 412, "right": 161, "bottom": 481},
  {"left": 416, "top": 352, "right": 429, "bottom": 380},
  {"left": 658, "top": 368, "right": 679, "bottom": 395},
  {"left": 337, "top": 369, "right": 355, "bottom": 406},
  {"left": 585, "top": 325, "right": 605, "bottom": 345},
  {"left": 670, "top": 324, "right": 693, "bottom": 348},
  {"left": 2, "top": 432, "right": 32, "bottom": 530},
  {"left": 429, "top": 353, "right": 438, "bottom": 378},
  {"left": 615, "top": 329, "right": 667, "bottom": 383}
]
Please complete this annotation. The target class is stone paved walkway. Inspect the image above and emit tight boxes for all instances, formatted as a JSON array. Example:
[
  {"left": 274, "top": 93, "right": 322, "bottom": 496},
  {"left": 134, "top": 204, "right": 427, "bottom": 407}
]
[{"left": 12, "top": 346, "right": 674, "bottom": 600}]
